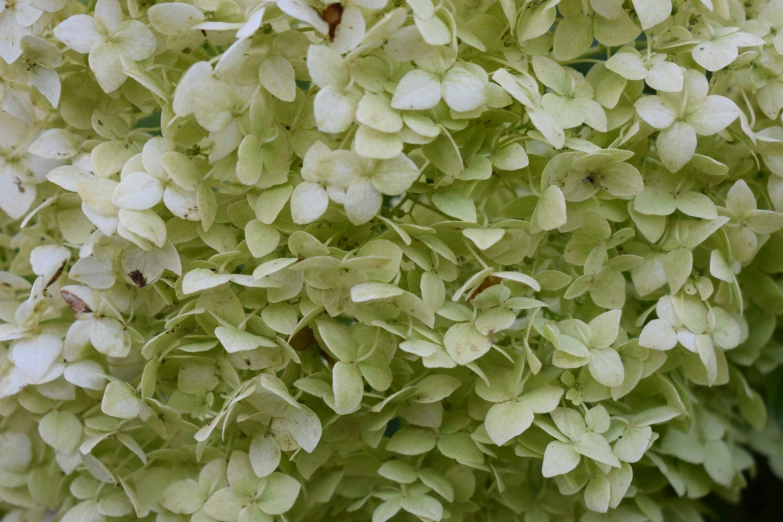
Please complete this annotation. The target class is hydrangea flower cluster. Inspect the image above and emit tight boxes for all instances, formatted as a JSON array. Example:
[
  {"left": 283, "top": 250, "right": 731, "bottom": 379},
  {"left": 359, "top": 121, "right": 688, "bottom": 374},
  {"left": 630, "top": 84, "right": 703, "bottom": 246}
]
[{"left": 3, "top": 0, "right": 783, "bottom": 520}]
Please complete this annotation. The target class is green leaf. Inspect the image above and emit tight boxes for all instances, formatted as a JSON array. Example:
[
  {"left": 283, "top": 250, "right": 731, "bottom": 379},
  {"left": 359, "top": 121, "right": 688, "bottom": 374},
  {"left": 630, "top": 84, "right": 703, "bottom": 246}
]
[
  {"left": 584, "top": 475, "right": 611, "bottom": 513},
  {"left": 485, "top": 400, "right": 534, "bottom": 446},
  {"left": 613, "top": 426, "right": 653, "bottom": 463},
  {"left": 589, "top": 348, "right": 625, "bottom": 388},
  {"left": 257, "top": 473, "right": 301, "bottom": 515},
  {"left": 537, "top": 185, "right": 567, "bottom": 231},
  {"left": 39, "top": 410, "right": 82, "bottom": 453},
  {"left": 401, "top": 494, "right": 443, "bottom": 521},
  {"left": 412, "top": 374, "right": 462, "bottom": 403},
  {"left": 574, "top": 432, "right": 621, "bottom": 468},
  {"left": 542, "top": 441, "right": 581, "bottom": 477},
  {"left": 161, "top": 479, "right": 205, "bottom": 514},
  {"left": 387, "top": 427, "right": 437, "bottom": 455},
  {"left": 316, "top": 318, "right": 359, "bottom": 362},
  {"left": 333, "top": 361, "right": 364, "bottom": 414},
  {"left": 444, "top": 322, "right": 491, "bottom": 365},
  {"left": 101, "top": 381, "right": 141, "bottom": 419},
  {"left": 378, "top": 460, "right": 418, "bottom": 484}
]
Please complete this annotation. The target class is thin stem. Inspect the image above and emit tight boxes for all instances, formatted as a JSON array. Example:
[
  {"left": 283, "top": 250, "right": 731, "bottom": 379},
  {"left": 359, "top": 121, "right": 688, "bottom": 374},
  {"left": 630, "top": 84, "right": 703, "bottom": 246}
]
[
  {"left": 463, "top": 237, "right": 489, "bottom": 270},
  {"left": 412, "top": 199, "right": 451, "bottom": 219}
]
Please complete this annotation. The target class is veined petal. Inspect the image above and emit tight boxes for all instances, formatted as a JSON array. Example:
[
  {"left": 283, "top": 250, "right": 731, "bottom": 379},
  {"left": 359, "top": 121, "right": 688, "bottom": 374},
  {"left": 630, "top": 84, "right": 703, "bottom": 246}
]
[
  {"left": 112, "top": 172, "right": 164, "bottom": 210},
  {"left": 95, "top": 0, "right": 123, "bottom": 33},
  {"left": 314, "top": 86, "right": 357, "bottom": 134},
  {"left": 114, "top": 20, "right": 157, "bottom": 61},
  {"left": 30, "top": 66, "right": 61, "bottom": 107},
  {"left": 692, "top": 37, "right": 737, "bottom": 72},
  {"left": 442, "top": 67, "right": 486, "bottom": 113},
  {"left": 290, "top": 182, "right": 328, "bottom": 225},
  {"left": 686, "top": 95, "right": 740, "bottom": 136},
  {"left": 391, "top": 69, "right": 441, "bottom": 111},
  {"left": 148, "top": 3, "right": 205, "bottom": 35},
  {"left": 657, "top": 121, "right": 696, "bottom": 172},
  {"left": 53, "top": 15, "right": 103, "bottom": 54},
  {"left": 635, "top": 96, "right": 677, "bottom": 129},
  {"left": 88, "top": 43, "right": 127, "bottom": 93},
  {"left": 344, "top": 180, "right": 382, "bottom": 225}
]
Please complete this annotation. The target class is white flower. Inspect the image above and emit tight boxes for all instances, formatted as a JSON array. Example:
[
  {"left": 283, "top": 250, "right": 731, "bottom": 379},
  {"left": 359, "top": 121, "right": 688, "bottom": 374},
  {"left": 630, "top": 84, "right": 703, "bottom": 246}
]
[
  {"left": 691, "top": 25, "right": 764, "bottom": 72},
  {"left": 112, "top": 137, "right": 204, "bottom": 227},
  {"left": 532, "top": 56, "right": 607, "bottom": 132},
  {"left": 3, "top": 36, "right": 62, "bottom": 107},
  {"left": 606, "top": 47, "right": 683, "bottom": 92},
  {"left": 53, "top": 0, "right": 156, "bottom": 93},
  {"left": 634, "top": 69, "right": 740, "bottom": 172},
  {"left": 0, "top": 0, "right": 43, "bottom": 64},
  {"left": 312, "top": 148, "right": 420, "bottom": 225},
  {"left": 391, "top": 63, "right": 487, "bottom": 114},
  {"left": 0, "top": 111, "right": 56, "bottom": 220}
]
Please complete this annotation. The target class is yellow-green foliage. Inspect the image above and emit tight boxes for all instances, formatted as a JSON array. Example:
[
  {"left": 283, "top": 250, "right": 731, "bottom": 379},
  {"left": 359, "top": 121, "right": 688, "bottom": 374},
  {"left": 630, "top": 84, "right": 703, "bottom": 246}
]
[{"left": 2, "top": 1, "right": 783, "bottom": 521}]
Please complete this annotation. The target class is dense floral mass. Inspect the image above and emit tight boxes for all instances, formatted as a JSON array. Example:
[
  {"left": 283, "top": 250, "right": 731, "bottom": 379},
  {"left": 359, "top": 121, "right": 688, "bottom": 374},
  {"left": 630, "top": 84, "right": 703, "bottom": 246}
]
[{"left": 3, "top": 0, "right": 783, "bottom": 520}]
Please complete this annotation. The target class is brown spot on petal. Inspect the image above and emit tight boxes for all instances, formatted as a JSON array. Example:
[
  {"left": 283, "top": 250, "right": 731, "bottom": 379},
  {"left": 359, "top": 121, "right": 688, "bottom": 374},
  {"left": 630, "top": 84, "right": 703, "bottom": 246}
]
[
  {"left": 61, "top": 290, "right": 91, "bottom": 318},
  {"left": 321, "top": 3, "right": 343, "bottom": 41},
  {"left": 129, "top": 270, "right": 147, "bottom": 288},
  {"left": 45, "top": 260, "right": 67, "bottom": 290},
  {"left": 467, "top": 276, "right": 502, "bottom": 301}
]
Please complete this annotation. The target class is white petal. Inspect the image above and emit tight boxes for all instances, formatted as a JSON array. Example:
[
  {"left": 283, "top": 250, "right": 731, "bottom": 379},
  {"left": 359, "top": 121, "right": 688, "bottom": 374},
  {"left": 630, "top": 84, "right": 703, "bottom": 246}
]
[
  {"left": 356, "top": 93, "right": 403, "bottom": 133},
  {"left": 95, "top": 0, "right": 123, "bottom": 32},
  {"left": 391, "top": 69, "right": 441, "bottom": 111},
  {"left": 371, "top": 154, "right": 420, "bottom": 195},
  {"left": 237, "top": 8, "right": 266, "bottom": 38},
  {"left": 344, "top": 180, "right": 382, "bottom": 225},
  {"left": 631, "top": 0, "right": 671, "bottom": 30},
  {"left": 657, "top": 121, "right": 696, "bottom": 172},
  {"left": 141, "top": 136, "right": 168, "bottom": 180},
  {"left": 314, "top": 86, "right": 357, "bottom": 134},
  {"left": 11, "top": 335, "right": 63, "bottom": 381},
  {"left": 259, "top": 56, "right": 296, "bottom": 102},
  {"left": 692, "top": 38, "right": 737, "bottom": 72},
  {"left": 414, "top": 13, "right": 451, "bottom": 46},
  {"left": 723, "top": 32, "right": 765, "bottom": 48},
  {"left": 290, "top": 182, "right": 328, "bottom": 225},
  {"left": 147, "top": 3, "right": 205, "bottom": 35},
  {"left": 114, "top": 20, "right": 157, "bottom": 61},
  {"left": 119, "top": 209, "right": 167, "bottom": 248},
  {"left": 13, "top": 3, "right": 43, "bottom": 26},
  {"left": 442, "top": 67, "right": 486, "bottom": 112},
  {"left": 606, "top": 52, "right": 648, "bottom": 80},
  {"left": 331, "top": 7, "right": 365, "bottom": 53},
  {"left": 686, "top": 95, "right": 739, "bottom": 136},
  {"left": 317, "top": 150, "right": 364, "bottom": 186},
  {"left": 90, "top": 317, "right": 131, "bottom": 357},
  {"left": 31, "top": 66, "right": 61, "bottom": 107},
  {"left": 30, "top": 244, "right": 70, "bottom": 278},
  {"left": 307, "top": 44, "right": 348, "bottom": 88},
  {"left": 646, "top": 61, "right": 683, "bottom": 92},
  {"left": 164, "top": 186, "right": 200, "bottom": 221},
  {"left": 112, "top": 172, "right": 164, "bottom": 210},
  {"left": 172, "top": 62, "right": 213, "bottom": 117},
  {"left": 0, "top": 11, "right": 30, "bottom": 63},
  {"left": 639, "top": 319, "right": 678, "bottom": 350},
  {"left": 277, "top": 0, "right": 329, "bottom": 34},
  {"left": 89, "top": 43, "right": 126, "bottom": 93},
  {"left": 0, "top": 171, "right": 36, "bottom": 220},
  {"left": 64, "top": 360, "right": 106, "bottom": 391},
  {"left": 190, "top": 79, "right": 236, "bottom": 132},
  {"left": 634, "top": 96, "right": 677, "bottom": 129},
  {"left": 53, "top": 14, "right": 102, "bottom": 54},
  {"left": 354, "top": 125, "right": 403, "bottom": 160}
]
